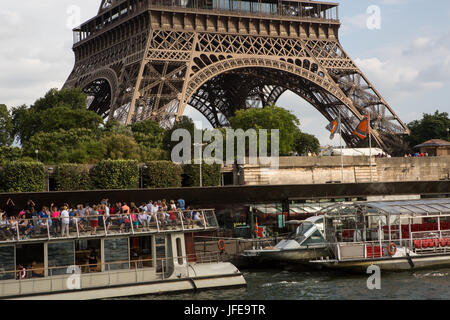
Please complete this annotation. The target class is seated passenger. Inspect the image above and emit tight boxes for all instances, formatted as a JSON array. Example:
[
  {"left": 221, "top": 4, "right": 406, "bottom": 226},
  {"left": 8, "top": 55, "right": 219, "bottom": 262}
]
[
  {"left": 183, "top": 207, "right": 194, "bottom": 229},
  {"left": 193, "top": 211, "right": 203, "bottom": 227}
]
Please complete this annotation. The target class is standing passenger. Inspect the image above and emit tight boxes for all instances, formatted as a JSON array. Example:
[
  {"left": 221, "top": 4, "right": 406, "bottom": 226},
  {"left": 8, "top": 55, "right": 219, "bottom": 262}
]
[{"left": 61, "top": 205, "right": 70, "bottom": 237}]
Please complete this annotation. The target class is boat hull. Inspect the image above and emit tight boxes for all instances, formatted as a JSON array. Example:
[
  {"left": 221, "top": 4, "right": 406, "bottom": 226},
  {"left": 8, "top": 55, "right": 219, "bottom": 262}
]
[
  {"left": 2, "top": 262, "right": 246, "bottom": 300},
  {"left": 315, "top": 253, "right": 450, "bottom": 273},
  {"left": 239, "top": 246, "right": 331, "bottom": 268}
]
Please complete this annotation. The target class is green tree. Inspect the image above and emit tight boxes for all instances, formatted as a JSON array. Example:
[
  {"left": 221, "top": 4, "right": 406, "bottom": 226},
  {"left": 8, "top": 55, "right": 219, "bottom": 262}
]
[
  {"left": 405, "top": 111, "right": 450, "bottom": 147},
  {"left": 32, "top": 88, "right": 88, "bottom": 112},
  {"left": 182, "top": 162, "right": 222, "bottom": 187},
  {"left": 12, "top": 88, "right": 103, "bottom": 144},
  {"left": 142, "top": 161, "right": 183, "bottom": 188},
  {"left": 22, "top": 128, "right": 103, "bottom": 164},
  {"left": 229, "top": 104, "right": 301, "bottom": 156},
  {"left": 293, "top": 131, "right": 320, "bottom": 155},
  {"left": 54, "top": 164, "right": 91, "bottom": 191},
  {"left": 1, "top": 162, "right": 45, "bottom": 192},
  {"left": 90, "top": 159, "right": 139, "bottom": 190},
  {"left": 102, "top": 119, "right": 133, "bottom": 137},
  {"left": 0, "top": 104, "right": 13, "bottom": 146},
  {"left": 131, "top": 119, "right": 165, "bottom": 149},
  {"left": 99, "top": 133, "right": 140, "bottom": 160},
  {"left": 0, "top": 147, "right": 23, "bottom": 164},
  {"left": 162, "top": 116, "right": 198, "bottom": 154}
]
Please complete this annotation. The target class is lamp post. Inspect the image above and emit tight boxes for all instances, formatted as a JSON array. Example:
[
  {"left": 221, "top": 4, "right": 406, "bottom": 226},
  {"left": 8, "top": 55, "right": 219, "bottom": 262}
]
[
  {"left": 35, "top": 150, "right": 39, "bottom": 162},
  {"left": 140, "top": 165, "right": 148, "bottom": 189},
  {"left": 447, "top": 128, "right": 449, "bottom": 141},
  {"left": 193, "top": 143, "right": 206, "bottom": 187},
  {"left": 47, "top": 167, "right": 53, "bottom": 192}
]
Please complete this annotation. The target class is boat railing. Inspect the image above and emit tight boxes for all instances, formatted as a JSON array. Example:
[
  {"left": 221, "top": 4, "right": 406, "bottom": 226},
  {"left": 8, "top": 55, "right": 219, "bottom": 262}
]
[
  {"left": 0, "top": 209, "right": 218, "bottom": 243},
  {"left": 331, "top": 235, "right": 450, "bottom": 260},
  {"left": 0, "top": 251, "right": 223, "bottom": 286}
]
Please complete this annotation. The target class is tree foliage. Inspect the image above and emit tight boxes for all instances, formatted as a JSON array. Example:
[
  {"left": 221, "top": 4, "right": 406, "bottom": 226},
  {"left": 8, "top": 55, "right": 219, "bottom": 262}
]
[
  {"left": 0, "top": 147, "right": 22, "bottom": 164},
  {"left": 229, "top": 104, "right": 304, "bottom": 156},
  {"left": 162, "top": 116, "right": 198, "bottom": 154},
  {"left": 0, "top": 104, "right": 13, "bottom": 146},
  {"left": 293, "top": 131, "right": 320, "bottom": 155},
  {"left": 89, "top": 159, "right": 139, "bottom": 190},
  {"left": 0, "top": 162, "right": 45, "bottom": 192},
  {"left": 405, "top": 111, "right": 450, "bottom": 148},
  {"left": 99, "top": 133, "right": 140, "bottom": 160},
  {"left": 11, "top": 88, "right": 103, "bottom": 144},
  {"left": 54, "top": 164, "right": 91, "bottom": 191},
  {"left": 22, "top": 128, "right": 103, "bottom": 164},
  {"left": 182, "top": 162, "right": 222, "bottom": 187},
  {"left": 142, "top": 161, "right": 183, "bottom": 188}
]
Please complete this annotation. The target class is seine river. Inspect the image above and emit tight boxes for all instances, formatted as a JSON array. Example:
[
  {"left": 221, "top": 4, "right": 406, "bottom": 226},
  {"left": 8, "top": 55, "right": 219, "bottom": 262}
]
[{"left": 132, "top": 267, "right": 450, "bottom": 300}]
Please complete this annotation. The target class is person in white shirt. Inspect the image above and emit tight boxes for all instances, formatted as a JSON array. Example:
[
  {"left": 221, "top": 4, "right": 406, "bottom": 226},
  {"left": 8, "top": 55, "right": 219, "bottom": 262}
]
[
  {"left": 61, "top": 206, "right": 70, "bottom": 237},
  {"left": 138, "top": 210, "right": 148, "bottom": 230}
]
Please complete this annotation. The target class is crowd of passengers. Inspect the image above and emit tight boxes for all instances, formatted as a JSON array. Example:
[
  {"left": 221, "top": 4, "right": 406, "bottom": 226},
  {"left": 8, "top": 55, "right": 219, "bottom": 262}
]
[{"left": 0, "top": 198, "right": 207, "bottom": 240}]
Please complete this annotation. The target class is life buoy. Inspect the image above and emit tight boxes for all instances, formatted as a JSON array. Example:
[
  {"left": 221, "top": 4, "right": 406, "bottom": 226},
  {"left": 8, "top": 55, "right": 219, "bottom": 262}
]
[
  {"left": 387, "top": 242, "right": 397, "bottom": 256},
  {"left": 217, "top": 239, "right": 226, "bottom": 252}
]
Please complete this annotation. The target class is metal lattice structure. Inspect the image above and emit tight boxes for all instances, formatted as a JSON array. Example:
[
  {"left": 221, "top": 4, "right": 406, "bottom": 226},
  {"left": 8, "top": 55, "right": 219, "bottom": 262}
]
[{"left": 64, "top": 0, "right": 410, "bottom": 152}]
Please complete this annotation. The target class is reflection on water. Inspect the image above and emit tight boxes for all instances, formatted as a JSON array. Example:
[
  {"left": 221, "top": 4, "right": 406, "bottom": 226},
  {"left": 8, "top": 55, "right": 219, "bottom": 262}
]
[{"left": 119, "top": 268, "right": 450, "bottom": 300}]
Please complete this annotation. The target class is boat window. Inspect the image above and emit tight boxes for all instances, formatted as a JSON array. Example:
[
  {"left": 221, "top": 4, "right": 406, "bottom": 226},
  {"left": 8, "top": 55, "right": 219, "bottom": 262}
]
[
  {"left": 16, "top": 243, "right": 44, "bottom": 279},
  {"left": 130, "top": 236, "right": 153, "bottom": 268},
  {"left": 155, "top": 235, "right": 166, "bottom": 274},
  {"left": 0, "top": 246, "right": 15, "bottom": 280},
  {"left": 48, "top": 241, "right": 75, "bottom": 276},
  {"left": 105, "top": 238, "right": 129, "bottom": 271},
  {"left": 176, "top": 237, "right": 183, "bottom": 265},
  {"left": 296, "top": 222, "right": 314, "bottom": 236},
  {"left": 75, "top": 239, "right": 101, "bottom": 273},
  {"left": 302, "top": 230, "right": 325, "bottom": 245}
]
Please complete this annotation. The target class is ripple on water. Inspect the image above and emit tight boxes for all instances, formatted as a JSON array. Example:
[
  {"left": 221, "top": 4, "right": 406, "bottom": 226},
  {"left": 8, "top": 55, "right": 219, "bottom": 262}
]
[{"left": 115, "top": 268, "right": 450, "bottom": 300}]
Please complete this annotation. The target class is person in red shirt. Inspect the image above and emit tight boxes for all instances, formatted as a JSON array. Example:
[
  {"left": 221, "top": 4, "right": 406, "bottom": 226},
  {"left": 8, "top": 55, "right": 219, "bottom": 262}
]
[{"left": 169, "top": 210, "right": 178, "bottom": 230}]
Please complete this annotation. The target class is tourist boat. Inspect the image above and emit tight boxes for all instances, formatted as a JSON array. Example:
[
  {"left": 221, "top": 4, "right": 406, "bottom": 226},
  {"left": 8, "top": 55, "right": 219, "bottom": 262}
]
[
  {"left": 239, "top": 216, "right": 331, "bottom": 268},
  {"left": 0, "top": 209, "right": 246, "bottom": 299},
  {"left": 310, "top": 199, "right": 450, "bottom": 272}
]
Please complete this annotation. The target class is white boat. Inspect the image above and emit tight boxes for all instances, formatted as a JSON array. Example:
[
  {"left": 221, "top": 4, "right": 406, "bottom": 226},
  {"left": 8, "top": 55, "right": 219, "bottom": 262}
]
[
  {"left": 240, "top": 216, "right": 331, "bottom": 267},
  {"left": 310, "top": 199, "right": 450, "bottom": 272},
  {"left": 0, "top": 209, "right": 245, "bottom": 299}
]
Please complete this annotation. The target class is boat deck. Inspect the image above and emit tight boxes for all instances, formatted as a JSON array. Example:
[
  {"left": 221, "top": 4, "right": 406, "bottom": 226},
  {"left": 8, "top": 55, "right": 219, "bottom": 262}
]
[{"left": 0, "top": 209, "right": 218, "bottom": 244}]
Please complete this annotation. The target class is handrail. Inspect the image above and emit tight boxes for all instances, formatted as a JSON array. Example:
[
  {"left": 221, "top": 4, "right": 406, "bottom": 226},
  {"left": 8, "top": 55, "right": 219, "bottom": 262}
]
[{"left": 0, "top": 209, "right": 217, "bottom": 243}]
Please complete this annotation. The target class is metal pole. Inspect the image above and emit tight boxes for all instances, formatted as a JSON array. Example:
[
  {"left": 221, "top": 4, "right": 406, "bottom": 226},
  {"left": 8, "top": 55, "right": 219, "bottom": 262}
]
[
  {"left": 339, "top": 111, "right": 344, "bottom": 183},
  {"left": 368, "top": 112, "right": 373, "bottom": 182},
  {"left": 200, "top": 156, "right": 202, "bottom": 187}
]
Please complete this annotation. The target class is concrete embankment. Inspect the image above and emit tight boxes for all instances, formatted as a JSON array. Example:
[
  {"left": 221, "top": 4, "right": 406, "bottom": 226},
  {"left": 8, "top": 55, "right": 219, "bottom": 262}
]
[{"left": 241, "top": 156, "right": 450, "bottom": 185}]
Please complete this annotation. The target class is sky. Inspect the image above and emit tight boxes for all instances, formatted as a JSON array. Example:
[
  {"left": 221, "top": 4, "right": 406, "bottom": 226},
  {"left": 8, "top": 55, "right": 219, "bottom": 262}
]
[{"left": 0, "top": 0, "right": 449, "bottom": 146}]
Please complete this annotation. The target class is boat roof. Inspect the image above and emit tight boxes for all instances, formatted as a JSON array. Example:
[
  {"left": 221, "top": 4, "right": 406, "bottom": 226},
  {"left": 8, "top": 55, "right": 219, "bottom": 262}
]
[{"left": 322, "top": 198, "right": 450, "bottom": 217}]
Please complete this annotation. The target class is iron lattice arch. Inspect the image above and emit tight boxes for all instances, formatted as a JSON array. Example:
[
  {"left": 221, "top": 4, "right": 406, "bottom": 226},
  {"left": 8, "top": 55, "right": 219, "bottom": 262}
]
[{"left": 63, "top": 0, "right": 410, "bottom": 154}]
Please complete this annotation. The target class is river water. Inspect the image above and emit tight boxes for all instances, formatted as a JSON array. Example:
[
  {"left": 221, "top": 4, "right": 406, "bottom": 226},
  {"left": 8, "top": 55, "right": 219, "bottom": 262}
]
[{"left": 134, "top": 267, "right": 450, "bottom": 300}]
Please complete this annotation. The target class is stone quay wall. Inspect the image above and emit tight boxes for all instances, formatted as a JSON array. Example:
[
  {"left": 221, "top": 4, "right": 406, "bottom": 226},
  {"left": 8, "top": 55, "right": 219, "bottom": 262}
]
[{"left": 241, "top": 156, "right": 450, "bottom": 185}]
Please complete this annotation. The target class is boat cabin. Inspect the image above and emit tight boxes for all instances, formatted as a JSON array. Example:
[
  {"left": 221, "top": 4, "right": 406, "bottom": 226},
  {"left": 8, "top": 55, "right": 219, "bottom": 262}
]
[{"left": 321, "top": 199, "right": 450, "bottom": 261}]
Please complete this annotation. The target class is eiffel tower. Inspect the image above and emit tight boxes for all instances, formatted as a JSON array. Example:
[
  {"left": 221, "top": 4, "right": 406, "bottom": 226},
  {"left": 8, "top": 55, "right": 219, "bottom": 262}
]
[{"left": 64, "top": 0, "right": 410, "bottom": 153}]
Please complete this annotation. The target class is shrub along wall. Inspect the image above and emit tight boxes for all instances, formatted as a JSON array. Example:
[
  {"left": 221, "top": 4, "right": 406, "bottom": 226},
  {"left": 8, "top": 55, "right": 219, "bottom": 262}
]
[
  {"left": 89, "top": 159, "right": 139, "bottom": 190},
  {"left": 54, "top": 164, "right": 91, "bottom": 191},
  {"left": 1, "top": 161, "right": 45, "bottom": 192},
  {"left": 182, "top": 162, "right": 222, "bottom": 187},
  {"left": 142, "top": 161, "right": 183, "bottom": 188}
]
